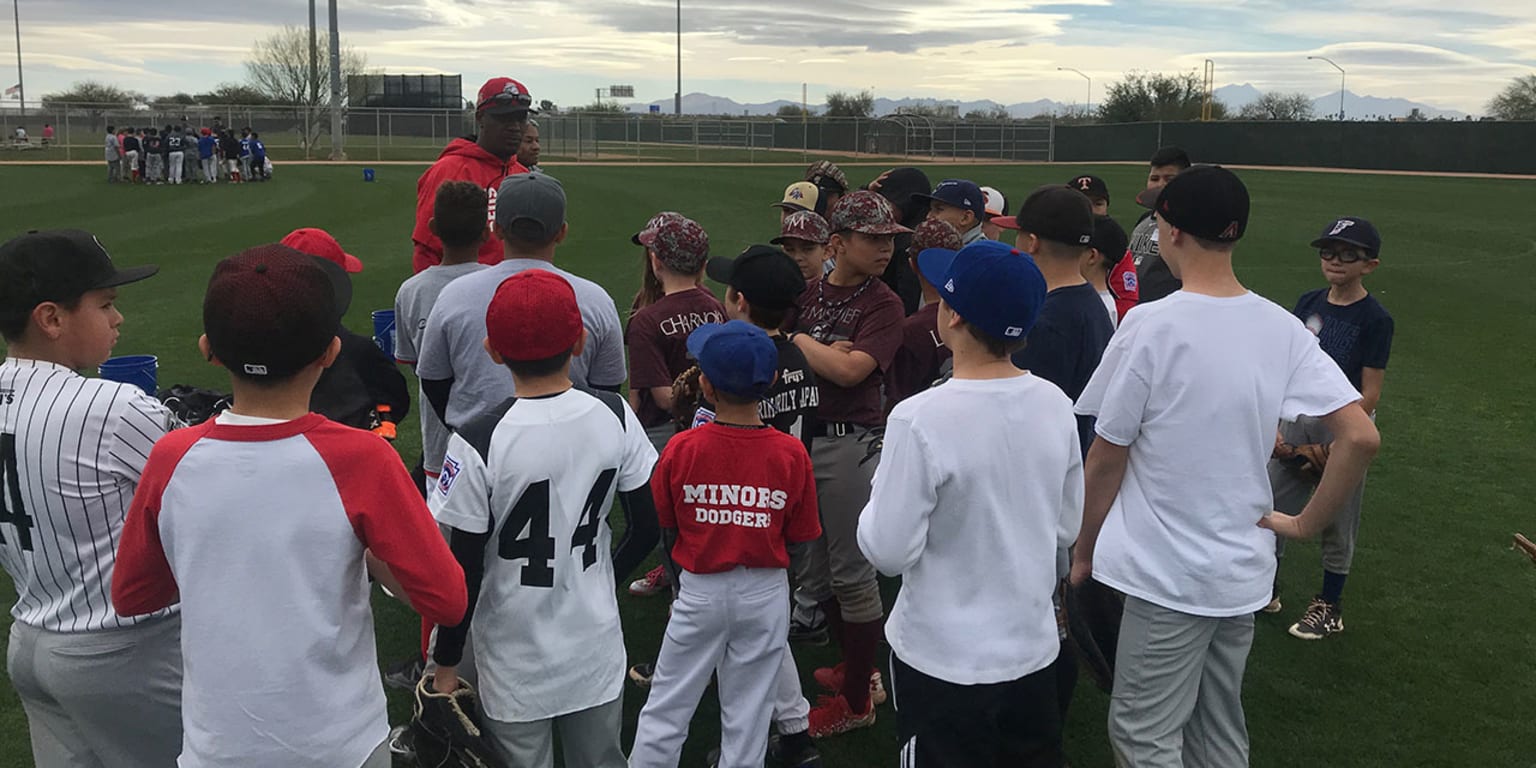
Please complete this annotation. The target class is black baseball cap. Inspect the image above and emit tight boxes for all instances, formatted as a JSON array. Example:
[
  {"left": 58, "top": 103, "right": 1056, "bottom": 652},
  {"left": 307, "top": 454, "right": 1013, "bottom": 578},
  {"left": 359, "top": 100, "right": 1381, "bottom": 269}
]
[
  {"left": 1089, "top": 215, "right": 1129, "bottom": 261},
  {"left": 1068, "top": 174, "right": 1110, "bottom": 203},
  {"left": 1310, "top": 217, "right": 1381, "bottom": 257},
  {"left": 1147, "top": 165, "right": 1250, "bottom": 243},
  {"left": 0, "top": 230, "right": 158, "bottom": 311},
  {"left": 705, "top": 245, "right": 806, "bottom": 311},
  {"left": 992, "top": 185, "right": 1094, "bottom": 247},
  {"left": 203, "top": 245, "right": 338, "bottom": 379}
]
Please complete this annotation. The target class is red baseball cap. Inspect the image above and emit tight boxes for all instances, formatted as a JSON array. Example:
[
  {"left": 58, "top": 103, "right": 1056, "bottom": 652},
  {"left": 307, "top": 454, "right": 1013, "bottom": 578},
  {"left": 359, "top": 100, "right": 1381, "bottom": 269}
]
[
  {"left": 279, "top": 228, "right": 363, "bottom": 273},
  {"left": 476, "top": 77, "right": 536, "bottom": 116},
  {"left": 486, "top": 270, "right": 582, "bottom": 362}
]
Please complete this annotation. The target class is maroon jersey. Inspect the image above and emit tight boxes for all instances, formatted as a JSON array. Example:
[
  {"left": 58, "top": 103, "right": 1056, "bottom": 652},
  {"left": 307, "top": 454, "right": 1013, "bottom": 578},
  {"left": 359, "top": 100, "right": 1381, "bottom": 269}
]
[
  {"left": 886, "top": 302, "right": 950, "bottom": 407},
  {"left": 627, "top": 287, "right": 727, "bottom": 427},
  {"left": 791, "top": 277, "right": 904, "bottom": 427}
]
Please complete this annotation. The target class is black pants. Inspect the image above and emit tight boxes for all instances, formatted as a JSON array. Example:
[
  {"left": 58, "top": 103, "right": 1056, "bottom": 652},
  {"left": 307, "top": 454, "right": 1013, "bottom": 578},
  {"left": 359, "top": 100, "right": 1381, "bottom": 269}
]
[{"left": 890, "top": 652, "right": 1063, "bottom": 768}]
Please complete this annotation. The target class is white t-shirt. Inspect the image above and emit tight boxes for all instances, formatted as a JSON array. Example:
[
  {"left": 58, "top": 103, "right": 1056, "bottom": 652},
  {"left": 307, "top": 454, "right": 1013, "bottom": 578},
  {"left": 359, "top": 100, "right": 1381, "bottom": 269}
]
[
  {"left": 857, "top": 375, "right": 1082, "bottom": 684},
  {"left": 1075, "top": 291, "right": 1360, "bottom": 617},
  {"left": 1098, "top": 288, "right": 1118, "bottom": 329},
  {"left": 432, "top": 389, "right": 656, "bottom": 722}
]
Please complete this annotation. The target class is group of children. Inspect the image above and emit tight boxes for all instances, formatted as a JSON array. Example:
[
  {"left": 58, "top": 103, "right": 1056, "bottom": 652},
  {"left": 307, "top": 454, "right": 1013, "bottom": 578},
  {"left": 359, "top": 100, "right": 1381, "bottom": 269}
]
[
  {"left": 0, "top": 147, "right": 1392, "bottom": 768},
  {"left": 105, "top": 124, "right": 269, "bottom": 185}
]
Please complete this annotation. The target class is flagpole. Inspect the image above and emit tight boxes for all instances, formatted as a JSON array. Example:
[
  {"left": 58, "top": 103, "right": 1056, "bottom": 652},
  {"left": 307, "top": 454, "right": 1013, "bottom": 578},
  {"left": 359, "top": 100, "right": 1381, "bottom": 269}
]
[{"left": 12, "top": 0, "right": 24, "bottom": 117}]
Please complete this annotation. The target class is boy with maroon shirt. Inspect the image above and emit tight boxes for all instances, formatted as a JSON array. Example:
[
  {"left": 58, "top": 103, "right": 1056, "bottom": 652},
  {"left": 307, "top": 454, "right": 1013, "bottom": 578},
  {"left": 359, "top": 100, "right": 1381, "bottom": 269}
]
[
  {"left": 630, "top": 321, "right": 821, "bottom": 768},
  {"left": 788, "top": 190, "right": 911, "bottom": 736},
  {"left": 887, "top": 219, "right": 963, "bottom": 408},
  {"left": 627, "top": 214, "right": 727, "bottom": 450}
]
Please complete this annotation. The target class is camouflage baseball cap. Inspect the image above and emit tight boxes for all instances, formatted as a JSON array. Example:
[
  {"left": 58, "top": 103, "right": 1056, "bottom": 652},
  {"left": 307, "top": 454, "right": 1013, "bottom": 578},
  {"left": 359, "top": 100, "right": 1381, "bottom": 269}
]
[
  {"left": 772, "top": 210, "right": 831, "bottom": 246},
  {"left": 805, "top": 160, "right": 849, "bottom": 193},
  {"left": 638, "top": 215, "right": 710, "bottom": 274},
  {"left": 827, "top": 190, "right": 913, "bottom": 236},
  {"left": 910, "top": 219, "right": 963, "bottom": 254},
  {"left": 632, "top": 211, "right": 685, "bottom": 245}
]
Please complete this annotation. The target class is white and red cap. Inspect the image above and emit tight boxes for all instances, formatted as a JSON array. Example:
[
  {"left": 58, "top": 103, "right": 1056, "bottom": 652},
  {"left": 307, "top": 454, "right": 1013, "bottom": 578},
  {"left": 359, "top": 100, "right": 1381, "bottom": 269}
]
[{"left": 476, "top": 78, "right": 536, "bottom": 116}]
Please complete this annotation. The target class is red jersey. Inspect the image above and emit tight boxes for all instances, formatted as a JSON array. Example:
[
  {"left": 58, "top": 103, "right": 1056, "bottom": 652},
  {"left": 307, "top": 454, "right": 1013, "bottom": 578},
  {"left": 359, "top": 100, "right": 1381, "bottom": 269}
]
[
  {"left": 652, "top": 423, "right": 820, "bottom": 574},
  {"left": 411, "top": 138, "right": 529, "bottom": 273},
  {"left": 1107, "top": 249, "right": 1139, "bottom": 322}
]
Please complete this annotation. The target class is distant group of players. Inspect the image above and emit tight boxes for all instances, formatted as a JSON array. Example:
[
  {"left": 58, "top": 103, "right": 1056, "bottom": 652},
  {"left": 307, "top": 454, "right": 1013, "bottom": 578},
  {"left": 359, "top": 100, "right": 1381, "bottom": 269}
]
[
  {"left": 0, "top": 74, "right": 1395, "bottom": 768},
  {"left": 103, "top": 123, "right": 270, "bottom": 185}
]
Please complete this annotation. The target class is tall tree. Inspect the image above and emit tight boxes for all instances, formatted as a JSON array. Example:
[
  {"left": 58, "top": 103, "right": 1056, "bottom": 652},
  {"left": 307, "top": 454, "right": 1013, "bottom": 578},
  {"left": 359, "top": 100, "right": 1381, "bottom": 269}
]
[
  {"left": 243, "top": 25, "right": 368, "bottom": 155},
  {"left": 40, "top": 81, "right": 142, "bottom": 108},
  {"left": 825, "top": 90, "right": 875, "bottom": 118},
  {"left": 1487, "top": 75, "right": 1536, "bottom": 121},
  {"left": 1098, "top": 71, "right": 1226, "bottom": 123},
  {"left": 1238, "top": 91, "right": 1315, "bottom": 121}
]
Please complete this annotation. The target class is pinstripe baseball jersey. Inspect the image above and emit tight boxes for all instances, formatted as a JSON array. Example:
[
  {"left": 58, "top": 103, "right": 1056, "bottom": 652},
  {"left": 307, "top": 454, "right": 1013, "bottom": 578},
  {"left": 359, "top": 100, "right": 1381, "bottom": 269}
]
[{"left": 0, "top": 357, "right": 179, "bottom": 632}]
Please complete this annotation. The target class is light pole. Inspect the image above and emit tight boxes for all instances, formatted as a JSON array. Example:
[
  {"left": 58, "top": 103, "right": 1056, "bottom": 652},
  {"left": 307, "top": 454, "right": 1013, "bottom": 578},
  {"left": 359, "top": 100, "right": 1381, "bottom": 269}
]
[
  {"left": 674, "top": 0, "right": 681, "bottom": 116},
  {"left": 1057, "top": 67, "right": 1090, "bottom": 116},
  {"left": 12, "top": 0, "right": 23, "bottom": 117},
  {"left": 1308, "top": 55, "right": 1346, "bottom": 121},
  {"left": 328, "top": 0, "right": 343, "bottom": 159}
]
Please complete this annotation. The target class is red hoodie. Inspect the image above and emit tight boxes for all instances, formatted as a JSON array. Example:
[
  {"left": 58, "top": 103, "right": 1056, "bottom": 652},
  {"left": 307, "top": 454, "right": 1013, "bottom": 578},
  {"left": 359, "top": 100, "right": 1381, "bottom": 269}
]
[{"left": 411, "top": 138, "right": 529, "bottom": 273}]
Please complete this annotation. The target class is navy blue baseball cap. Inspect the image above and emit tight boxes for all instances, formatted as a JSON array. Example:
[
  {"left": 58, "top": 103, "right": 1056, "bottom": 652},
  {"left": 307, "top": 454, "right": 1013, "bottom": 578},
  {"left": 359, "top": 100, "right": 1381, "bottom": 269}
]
[
  {"left": 686, "top": 320, "right": 779, "bottom": 400},
  {"left": 1310, "top": 216, "right": 1381, "bottom": 257},
  {"left": 917, "top": 240, "right": 1047, "bottom": 343},
  {"left": 916, "top": 179, "right": 987, "bottom": 223}
]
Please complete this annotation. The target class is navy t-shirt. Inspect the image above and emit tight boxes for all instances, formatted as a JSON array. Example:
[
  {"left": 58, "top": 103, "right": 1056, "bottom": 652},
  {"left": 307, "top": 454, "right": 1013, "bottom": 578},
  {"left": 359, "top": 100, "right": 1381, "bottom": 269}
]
[
  {"left": 1292, "top": 289, "right": 1394, "bottom": 393},
  {"left": 1012, "top": 281, "right": 1115, "bottom": 455}
]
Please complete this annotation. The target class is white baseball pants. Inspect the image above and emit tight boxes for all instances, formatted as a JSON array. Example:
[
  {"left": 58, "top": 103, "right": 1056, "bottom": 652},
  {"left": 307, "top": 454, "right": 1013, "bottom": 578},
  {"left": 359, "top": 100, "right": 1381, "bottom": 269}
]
[{"left": 630, "top": 567, "right": 788, "bottom": 768}]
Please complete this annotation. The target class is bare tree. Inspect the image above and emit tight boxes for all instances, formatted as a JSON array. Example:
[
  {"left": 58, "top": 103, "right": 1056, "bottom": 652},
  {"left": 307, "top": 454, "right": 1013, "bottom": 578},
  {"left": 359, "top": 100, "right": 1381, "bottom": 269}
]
[
  {"left": 244, "top": 25, "right": 367, "bottom": 157},
  {"left": 1487, "top": 75, "right": 1536, "bottom": 121},
  {"left": 1237, "top": 91, "right": 1315, "bottom": 121}
]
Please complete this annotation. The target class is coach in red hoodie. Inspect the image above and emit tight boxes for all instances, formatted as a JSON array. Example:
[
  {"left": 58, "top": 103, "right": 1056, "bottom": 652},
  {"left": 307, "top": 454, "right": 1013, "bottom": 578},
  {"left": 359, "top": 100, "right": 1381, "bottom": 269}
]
[{"left": 411, "top": 77, "right": 536, "bottom": 273}]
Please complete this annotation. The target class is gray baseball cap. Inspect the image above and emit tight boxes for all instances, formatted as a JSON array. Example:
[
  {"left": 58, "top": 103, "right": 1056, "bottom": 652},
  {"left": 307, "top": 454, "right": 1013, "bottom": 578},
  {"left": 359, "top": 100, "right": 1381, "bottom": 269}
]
[{"left": 495, "top": 172, "right": 566, "bottom": 242}]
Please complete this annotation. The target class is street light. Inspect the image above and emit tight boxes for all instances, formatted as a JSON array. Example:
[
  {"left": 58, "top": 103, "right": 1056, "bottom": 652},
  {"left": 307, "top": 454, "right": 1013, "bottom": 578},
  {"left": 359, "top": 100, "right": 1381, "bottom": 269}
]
[
  {"left": 1308, "top": 55, "right": 1346, "bottom": 121},
  {"left": 1057, "top": 67, "right": 1090, "bottom": 115}
]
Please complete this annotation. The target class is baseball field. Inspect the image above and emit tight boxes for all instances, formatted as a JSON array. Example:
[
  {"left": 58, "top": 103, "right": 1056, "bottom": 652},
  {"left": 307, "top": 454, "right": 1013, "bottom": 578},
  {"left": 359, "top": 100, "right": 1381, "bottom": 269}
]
[{"left": 0, "top": 161, "right": 1530, "bottom": 767}]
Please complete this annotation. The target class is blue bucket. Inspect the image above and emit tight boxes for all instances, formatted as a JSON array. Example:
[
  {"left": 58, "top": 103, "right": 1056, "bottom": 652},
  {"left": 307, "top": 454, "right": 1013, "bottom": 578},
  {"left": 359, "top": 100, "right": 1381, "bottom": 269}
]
[
  {"left": 363, "top": 168, "right": 376, "bottom": 182},
  {"left": 372, "top": 309, "right": 396, "bottom": 357},
  {"left": 99, "top": 354, "right": 158, "bottom": 396}
]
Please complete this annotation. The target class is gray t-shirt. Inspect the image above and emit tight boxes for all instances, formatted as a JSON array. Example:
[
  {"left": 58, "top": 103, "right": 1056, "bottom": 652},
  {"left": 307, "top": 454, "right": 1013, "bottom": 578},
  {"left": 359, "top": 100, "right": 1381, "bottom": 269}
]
[
  {"left": 105, "top": 133, "right": 120, "bottom": 162},
  {"left": 417, "top": 258, "right": 626, "bottom": 432},
  {"left": 394, "top": 261, "right": 488, "bottom": 474},
  {"left": 1129, "top": 213, "right": 1181, "bottom": 303}
]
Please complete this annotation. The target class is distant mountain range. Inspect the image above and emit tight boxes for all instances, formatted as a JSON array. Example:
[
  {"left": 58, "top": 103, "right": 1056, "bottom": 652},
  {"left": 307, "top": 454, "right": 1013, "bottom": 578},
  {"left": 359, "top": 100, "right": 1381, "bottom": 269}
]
[{"left": 621, "top": 87, "right": 1466, "bottom": 120}]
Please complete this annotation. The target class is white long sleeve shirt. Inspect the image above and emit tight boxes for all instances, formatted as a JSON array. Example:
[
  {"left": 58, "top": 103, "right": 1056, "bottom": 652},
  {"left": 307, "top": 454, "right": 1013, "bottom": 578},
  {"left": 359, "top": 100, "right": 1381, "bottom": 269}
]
[{"left": 857, "top": 374, "right": 1082, "bottom": 685}]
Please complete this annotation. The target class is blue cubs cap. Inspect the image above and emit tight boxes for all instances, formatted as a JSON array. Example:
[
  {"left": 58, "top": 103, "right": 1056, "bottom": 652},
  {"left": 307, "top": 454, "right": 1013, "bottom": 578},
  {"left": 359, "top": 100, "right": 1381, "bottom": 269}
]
[
  {"left": 1310, "top": 216, "right": 1381, "bottom": 257},
  {"left": 686, "top": 320, "right": 779, "bottom": 400},
  {"left": 916, "top": 179, "right": 987, "bottom": 223},
  {"left": 917, "top": 239, "right": 1047, "bottom": 344}
]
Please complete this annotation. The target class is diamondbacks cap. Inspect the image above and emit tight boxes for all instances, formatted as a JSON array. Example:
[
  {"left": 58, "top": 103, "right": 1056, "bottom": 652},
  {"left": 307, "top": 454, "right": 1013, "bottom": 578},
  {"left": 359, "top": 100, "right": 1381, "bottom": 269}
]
[
  {"left": 705, "top": 245, "right": 805, "bottom": 311},
  {"left": 686, "top": 320, "right": 779, "bottom": 400},
  {"left": 915, "top": 179, "right": 987, "bottom": 223},
  {"left": 910, "top": 219, "right": 963, "bottom": 254},
  {"left": 1149, "top": 165, "right": 1250, "bottom": 243},
  {"left": 203, "top": 245, "right": 336, "bottom": 379},
  {"left": 633, "top": 211, "right": 684, "bottom": 245},
  {"left": 1310, "top": 216, "right": 1381, "bottom": 257},
  {"left": 828, "top": 190, "right": 914, "bottom": 236},
  {"left": 917, "top": 239, "right": 1047, "bottom": 343},
  {"left": 280, "top": 227, "right": 363, "bottom": 273},
  {"left": 773, "top": 181, "right": 820, "bottom": 214},
  {"left": 772, "top": 210, "right": 831, "bottom": 246},
  {"left": 992, "top": 185, "right": 1094, "bottom": 247},
  {"left": 485, "top": 270, "right": 582, "bottom": 362},
  {"left": 638, "top": 215, "right": 710, "bottom": 274},
  {"left": 476, "top": 77, "right": 536, "bottom": 116},
  {"left": 0, "top": 230, "right": 158, "bottom": 318},
  {"left": 804, "top": 160, "right": 849, "bottom": 193},
  {"left": 981, "top": 186, "right": 1007, "bottom": 218},
  {"left": 1068, "top": 174, "right": 1110, "bottom": 203},
  {"left": 495, "top": 172, "right": 566, "bottom": 242}
]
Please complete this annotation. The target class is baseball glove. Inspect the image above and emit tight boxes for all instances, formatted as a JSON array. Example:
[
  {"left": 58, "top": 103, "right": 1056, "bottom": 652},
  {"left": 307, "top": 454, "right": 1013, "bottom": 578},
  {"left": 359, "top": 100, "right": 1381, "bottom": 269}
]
[
  {"left": 671, "top": 365, "right": 707, "bottom": 430},
  {"left": 1063, "top": 578, "right": 1124, "bottom": 694},
  {"left": 1515, "top": 533, "right": 1536, "bottom": 565},
  {"left": 1295, "top": 443, "right": 1331, "bottom": 475},
  {"left": 410, "top": 675, "right": 506, "bottom": 768}
]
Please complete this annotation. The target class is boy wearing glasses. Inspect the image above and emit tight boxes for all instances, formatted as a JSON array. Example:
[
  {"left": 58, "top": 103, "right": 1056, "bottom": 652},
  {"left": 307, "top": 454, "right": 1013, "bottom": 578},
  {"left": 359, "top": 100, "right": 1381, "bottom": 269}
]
[{"left": 1268, "top": 216, "right": 1394, "bottom": 639}]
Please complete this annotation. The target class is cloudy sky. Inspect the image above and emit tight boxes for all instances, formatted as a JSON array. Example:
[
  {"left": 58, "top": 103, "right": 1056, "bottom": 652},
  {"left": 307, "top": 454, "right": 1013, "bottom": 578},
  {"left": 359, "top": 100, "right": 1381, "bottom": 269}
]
[{"left": 7, "top": 0, "right": 1534, "bottom": 112}]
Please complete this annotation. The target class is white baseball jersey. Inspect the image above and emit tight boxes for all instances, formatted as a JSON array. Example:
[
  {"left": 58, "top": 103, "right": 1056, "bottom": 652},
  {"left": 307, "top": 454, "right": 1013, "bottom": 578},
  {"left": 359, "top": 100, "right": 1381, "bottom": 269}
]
[
  {"left": 0, "top": 358, "right": 179, "bottom": 632},
  {"left": 432, "top": 388, "right": 656, "bottom": 723}
]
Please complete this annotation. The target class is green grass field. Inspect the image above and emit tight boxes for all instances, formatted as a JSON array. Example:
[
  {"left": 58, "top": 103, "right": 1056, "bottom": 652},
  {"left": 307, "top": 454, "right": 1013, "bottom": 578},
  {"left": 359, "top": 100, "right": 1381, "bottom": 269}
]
[{"left": 0, "top": 161, "right": 1532, "bottom": 767}]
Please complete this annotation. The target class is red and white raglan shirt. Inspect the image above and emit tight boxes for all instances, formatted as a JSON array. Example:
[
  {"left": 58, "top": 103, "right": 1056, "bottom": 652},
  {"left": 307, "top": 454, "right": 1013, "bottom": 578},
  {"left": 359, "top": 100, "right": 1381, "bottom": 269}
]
[
  {"left": 1107, "top": 249, "right": 1140, "bottom": 322},
  {"left": 113, "top": 413, "right": 467, "bottom": 768},
  {"left": 651, "top": 423, "right": 821, "bottom": 574}
]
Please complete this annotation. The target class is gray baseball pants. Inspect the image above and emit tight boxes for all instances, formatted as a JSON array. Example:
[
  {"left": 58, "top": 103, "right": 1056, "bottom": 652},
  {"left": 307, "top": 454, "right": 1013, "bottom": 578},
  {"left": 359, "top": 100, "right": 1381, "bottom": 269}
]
[
  {"left": 485, "top": 696, "right": 625, "bottom": 768},
  {"left": 1269, "top": 415, "right": 1367, "bottom": 573},
  {"left": 8, "top": 615, "right": 183, "bottom": 768},
  {"left": 1109, "top": 597, "right": 1252, "bottom": 768},
  {"left": 798, "top": 427, "right": 883, "bottom": 623}
]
